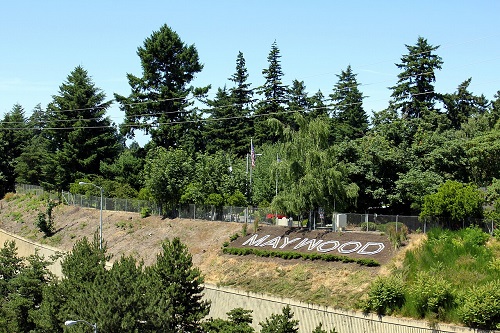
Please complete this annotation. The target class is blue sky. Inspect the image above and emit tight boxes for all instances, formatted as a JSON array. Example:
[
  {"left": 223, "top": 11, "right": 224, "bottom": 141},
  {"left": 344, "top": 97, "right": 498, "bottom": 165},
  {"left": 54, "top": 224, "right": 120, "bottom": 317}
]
[{"left": 1, "top": 1, "right": 499, "bottom": 145}]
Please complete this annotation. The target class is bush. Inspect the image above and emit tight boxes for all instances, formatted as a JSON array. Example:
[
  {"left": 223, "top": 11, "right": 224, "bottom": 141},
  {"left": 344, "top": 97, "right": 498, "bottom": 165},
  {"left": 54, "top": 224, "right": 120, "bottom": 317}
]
[
  {"left": 410, "top": 271, "right": 455, "bottom": 319},
  {"left": 360, "top": 221, "right": 377, "bottom": 231},
  {"left": 460, "top": 225, "right": 490, "bottom": 247},
  {"left": 365, "top": 276, "right": 405, "bottom": 315},
  {"left": 222, "top": 247, "right": 380, "bottom": 267},
  {"left": 140, "top": 207, "right": 151, "bottom": 218},
  {"left": 36, "top": 199, "right": 57, "bottom": 237},
  {"left": 386, "top": 223, "right": 409, "bottom": 248},
  {"left": 458, "top": 279, "right": 500, "bottom": 329}
]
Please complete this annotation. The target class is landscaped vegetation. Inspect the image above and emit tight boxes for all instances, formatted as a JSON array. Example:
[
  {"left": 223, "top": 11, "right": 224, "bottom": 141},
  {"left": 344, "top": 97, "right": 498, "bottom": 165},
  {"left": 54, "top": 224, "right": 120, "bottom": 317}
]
[
  {"left": 1, "top": 20, "right": 500, "bottom": 331},
  {"left": 363, "top": 226, "right": 500, "bottom": 329}
]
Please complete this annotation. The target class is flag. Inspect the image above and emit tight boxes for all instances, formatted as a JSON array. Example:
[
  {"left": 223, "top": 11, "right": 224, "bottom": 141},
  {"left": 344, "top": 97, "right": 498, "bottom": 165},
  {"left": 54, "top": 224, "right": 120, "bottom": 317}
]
[{"left": 251, "top": 140, "right": 255, "bottom": 168}]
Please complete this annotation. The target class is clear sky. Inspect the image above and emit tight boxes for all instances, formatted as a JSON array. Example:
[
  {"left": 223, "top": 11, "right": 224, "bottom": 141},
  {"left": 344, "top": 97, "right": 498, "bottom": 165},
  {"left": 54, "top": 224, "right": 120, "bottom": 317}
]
[{"left": 1, "top": 1, "right": 499, "bottom": 145}]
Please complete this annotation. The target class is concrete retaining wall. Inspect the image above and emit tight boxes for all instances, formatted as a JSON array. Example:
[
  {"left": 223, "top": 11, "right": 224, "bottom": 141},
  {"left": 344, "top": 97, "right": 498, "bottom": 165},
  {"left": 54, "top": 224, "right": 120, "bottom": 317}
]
[
  {"left": 0, "top": 228, "right": 64, "bottom": 277},
  {"left": 1, "top": 228, "right": 495, "bottom": 333}
]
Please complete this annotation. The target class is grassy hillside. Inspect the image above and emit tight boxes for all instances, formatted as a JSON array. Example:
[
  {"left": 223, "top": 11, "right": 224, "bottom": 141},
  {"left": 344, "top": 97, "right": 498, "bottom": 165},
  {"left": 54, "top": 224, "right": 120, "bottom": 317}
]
[
  {"left": 0, "top": 192, "right": 391, "bottom": 309},
  {"left": 2, "top": 192, "right": 499, "bottom": 329}
]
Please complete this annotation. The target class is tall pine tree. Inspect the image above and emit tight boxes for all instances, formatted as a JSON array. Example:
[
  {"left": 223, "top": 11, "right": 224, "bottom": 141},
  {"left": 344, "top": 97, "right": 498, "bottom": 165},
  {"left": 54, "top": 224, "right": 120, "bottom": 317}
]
[
  {"left": 43, "top": 66, "right": 121, "bottom": 190},
  {"left": 115, "top": 24, "right": 206, "bottom": 150},
  {"left": 0, "top": 104, "right": 30, "bottom": 196},
  {"left": 329, "top": 65, "right": 368, "bottom": 141},
  {"left": 389, "top": 36, "right": 443, "bottom": 119},
  {"left": 254, "top": 41, "right": 289, "bottom": 145}
]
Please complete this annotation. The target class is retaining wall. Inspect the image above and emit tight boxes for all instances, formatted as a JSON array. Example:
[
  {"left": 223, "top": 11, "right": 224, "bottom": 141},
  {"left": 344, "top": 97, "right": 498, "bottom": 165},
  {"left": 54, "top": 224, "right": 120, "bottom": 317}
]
[{"left": 0, "top": 228, "right": 495, "bottom": 333}]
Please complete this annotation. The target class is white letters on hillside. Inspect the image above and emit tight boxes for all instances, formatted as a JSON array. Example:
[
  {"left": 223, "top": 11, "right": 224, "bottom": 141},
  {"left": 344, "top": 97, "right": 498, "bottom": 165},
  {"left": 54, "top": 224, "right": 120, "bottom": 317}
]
[{"left": 241, "top": 234, "right": 385, "bottom": 256}]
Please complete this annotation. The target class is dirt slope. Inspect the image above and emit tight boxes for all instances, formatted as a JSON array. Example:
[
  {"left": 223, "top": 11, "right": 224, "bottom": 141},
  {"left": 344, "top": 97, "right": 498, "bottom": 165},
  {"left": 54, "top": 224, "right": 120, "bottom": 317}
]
[{"left": 0, "top": 194, "right": 420, "bottom": 308}]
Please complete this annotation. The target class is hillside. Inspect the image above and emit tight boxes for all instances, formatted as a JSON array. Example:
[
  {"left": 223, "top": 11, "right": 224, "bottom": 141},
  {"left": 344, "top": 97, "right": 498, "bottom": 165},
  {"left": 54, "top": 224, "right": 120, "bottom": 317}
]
[{"left": 0, "top": 193, "right": 420, "bottom": 309}]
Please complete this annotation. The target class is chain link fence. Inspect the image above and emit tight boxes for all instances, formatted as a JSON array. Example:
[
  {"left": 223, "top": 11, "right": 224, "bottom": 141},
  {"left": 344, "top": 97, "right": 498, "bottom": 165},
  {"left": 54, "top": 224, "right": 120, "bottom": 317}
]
[
  {"left": 14, "top": 184, "right": 497, "bottom": 234},
  {"left": 15, "top": 184, "right": 160, "bottom": 215}
]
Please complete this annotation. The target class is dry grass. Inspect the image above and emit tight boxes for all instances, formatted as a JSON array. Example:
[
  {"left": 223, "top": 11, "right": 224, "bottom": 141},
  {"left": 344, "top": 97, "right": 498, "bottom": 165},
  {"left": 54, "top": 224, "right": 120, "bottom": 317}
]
[{"left": 0, "top": 192, "right": 414, "bottom": 310}]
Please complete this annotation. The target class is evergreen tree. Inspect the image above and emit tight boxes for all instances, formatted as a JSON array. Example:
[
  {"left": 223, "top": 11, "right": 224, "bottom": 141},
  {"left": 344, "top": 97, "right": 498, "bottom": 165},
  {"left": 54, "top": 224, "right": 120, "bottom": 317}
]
[
  {"left": 0, "top": 104, "right": 30, "bottom": 196},
  {"left": 0, "top": 241, "right": 54, "bottom": 333},
  {"left": 287, "top": 79, "right": 309, "bottom": 129},
  {"left": 115, "top": 24, "right": 207, "bottom": 150},
  {"left": 254, "top": 41, "right": 289, "bottom": 145},
  {"left": 143, "top": 237, "right": 210, "bottom": 332},
  {"left": 306, "top": 90, "right": 329, "bottom": 121},
  {"left": 203, "top": 86, "right": 235, "bottom": 154},
  {"left": 490, "top": 90, "right": 500, "bottom": 125},
  {"left": 43, "top": 66, "right": 121, "bottom": 190},
  {"left": 202, "top": 308, "right": 255, "bottom": 333},
  {"left": 389, "top": 36, "right": 443, "bottom": 119},
  {"left": 228, "top": 51, "right": 255, "bottom": 156},
  {"left": 442, "top": 78, "right": 489, "bottom": 129},
  {"left": 259, "top": 305, "right": 299, "bottom": 333},
  {"left": 329, "top": 65, "right": 368, "bottom": 140},
  {"left": 99, "top": 145, "right": 145, "bottom": 191}
]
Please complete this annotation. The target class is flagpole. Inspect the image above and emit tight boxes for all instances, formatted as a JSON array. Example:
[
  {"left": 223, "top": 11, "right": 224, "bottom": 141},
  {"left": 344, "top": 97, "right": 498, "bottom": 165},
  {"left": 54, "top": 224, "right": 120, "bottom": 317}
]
[
  {"left": 275, "top": 153, "right": 278, "bottom": 225},
  {"left": 250, "top": 138, "right": 253, "bottom": 189}
]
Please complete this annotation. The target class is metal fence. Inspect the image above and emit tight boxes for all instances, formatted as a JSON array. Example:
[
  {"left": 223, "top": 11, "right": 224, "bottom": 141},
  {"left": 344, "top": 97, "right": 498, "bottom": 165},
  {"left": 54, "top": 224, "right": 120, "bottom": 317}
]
[
  {"left": 14, "top": 184, "right": 497, "bottom": 234},
  {"left": 15, "top": 184, "right": 160, "bottom": 215}
]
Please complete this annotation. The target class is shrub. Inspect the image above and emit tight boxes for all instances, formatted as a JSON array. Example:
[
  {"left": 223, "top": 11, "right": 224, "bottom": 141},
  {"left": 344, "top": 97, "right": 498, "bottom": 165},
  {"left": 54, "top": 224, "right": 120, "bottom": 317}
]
[
  {"left": 494, "top": 227, "right": 500, "bottom": 241},
  {"left": 140, "top": 207, "right": 151, "bottom": 218},
  {"left": 365, "top": 276, "right": 406, "bottom": 315},
  {"left": 458, "top": 280, "right": 500, "bottom": 330},
  {"left": 360, "top": 221, "right": 377, "bottom": 231},
  {"left": 222, "top": 247, "right": 380, "bottom": 267},
  {"left": 386, "top": 223, "right": 409, "bottom": 248},
  {"left": 241, "top": 223, "right": 248, "bottom": 236},
  {"left": 460, "top": 225, "right": 490, "bottom": 247},
  {"left": 4, "top": 192, "right": 16, "bottom": 201},
  {"left": 410, "top": 271, "right": 455, "bottom": 319},
  {"left": 36, "top": 200, "right": 57, "bottom": 237}
]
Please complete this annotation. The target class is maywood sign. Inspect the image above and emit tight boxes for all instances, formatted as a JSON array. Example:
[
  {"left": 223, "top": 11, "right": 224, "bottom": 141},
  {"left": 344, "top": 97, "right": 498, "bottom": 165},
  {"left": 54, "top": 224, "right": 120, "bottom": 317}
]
[{"left": 242, "top": 234, "right": 385, "bottom": 256}]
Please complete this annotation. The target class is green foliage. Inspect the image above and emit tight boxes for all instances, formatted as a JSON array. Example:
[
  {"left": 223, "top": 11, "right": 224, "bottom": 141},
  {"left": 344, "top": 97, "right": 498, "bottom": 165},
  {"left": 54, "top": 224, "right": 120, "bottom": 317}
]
[
  {"left": 409, "top": 271, "right": 455, "bottom": 319},
  {"left": 459, "top": 225, "right": 490, "bottom": 247},
  {"left": 140, "top": 206, "right": 151, "bottom": 218},
  {"left": 0, "top": 104, "right": 31, "bottom": 198},
  {"left": 420, "top": 180, "right": 484, "bottom": 229},
  {"left": 204, "top": 52, "right": 254, "bottom": 157},
  {"left": 227, "top": 190, "right": 247, "bottom": 207},
  {"left": 115, "top": 23, "right": 204, "bottom": 150},
  {"left": 458, "top": 279, "right": 500, "bottom": 329},
  {"left": 143, "top": 237, "right": 210, "bottom": 332},
  {"left": 364, "top": 275, "right": 405, "bottom": 315},
  {"left": 143, "top": 147, "right": 194, "bottom": 214},
  {"left": 386, "top": 223, "right": 408, "bottom": 248},
  {"left": 222, "top": 247, "right": 379, "bottom": 267},
  {"left": 360, "top": 221, "right": 377, "bottom": 231},
  {"left": 259, "top": 305, "right": 299, "bottom": 333},
  {"left": 43, "top": 66, "right": 121, "bottom": 190},
  {"left": 391, "top": 227, "right": 498, "bottom": 325},
  {"left": 0, "top": 241, "right": 54, "bottom": 333},
  {"left": 329, "top": 65, "right": 368, "bottom": 141},
  {"left": 203, "top": 307, "right": 255, "bottom": 333},
  {"left": 389, "top": 36, "right": 443, "bottom": 119},
  {"left": 35, "top": 200, "right": 57, "bottom": 237},
  {"left": 311, "top": 322, "right": 338, "bottom": 333},
  {"left": 206, "top": 193, "right": 224, "bottom": 207}
]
